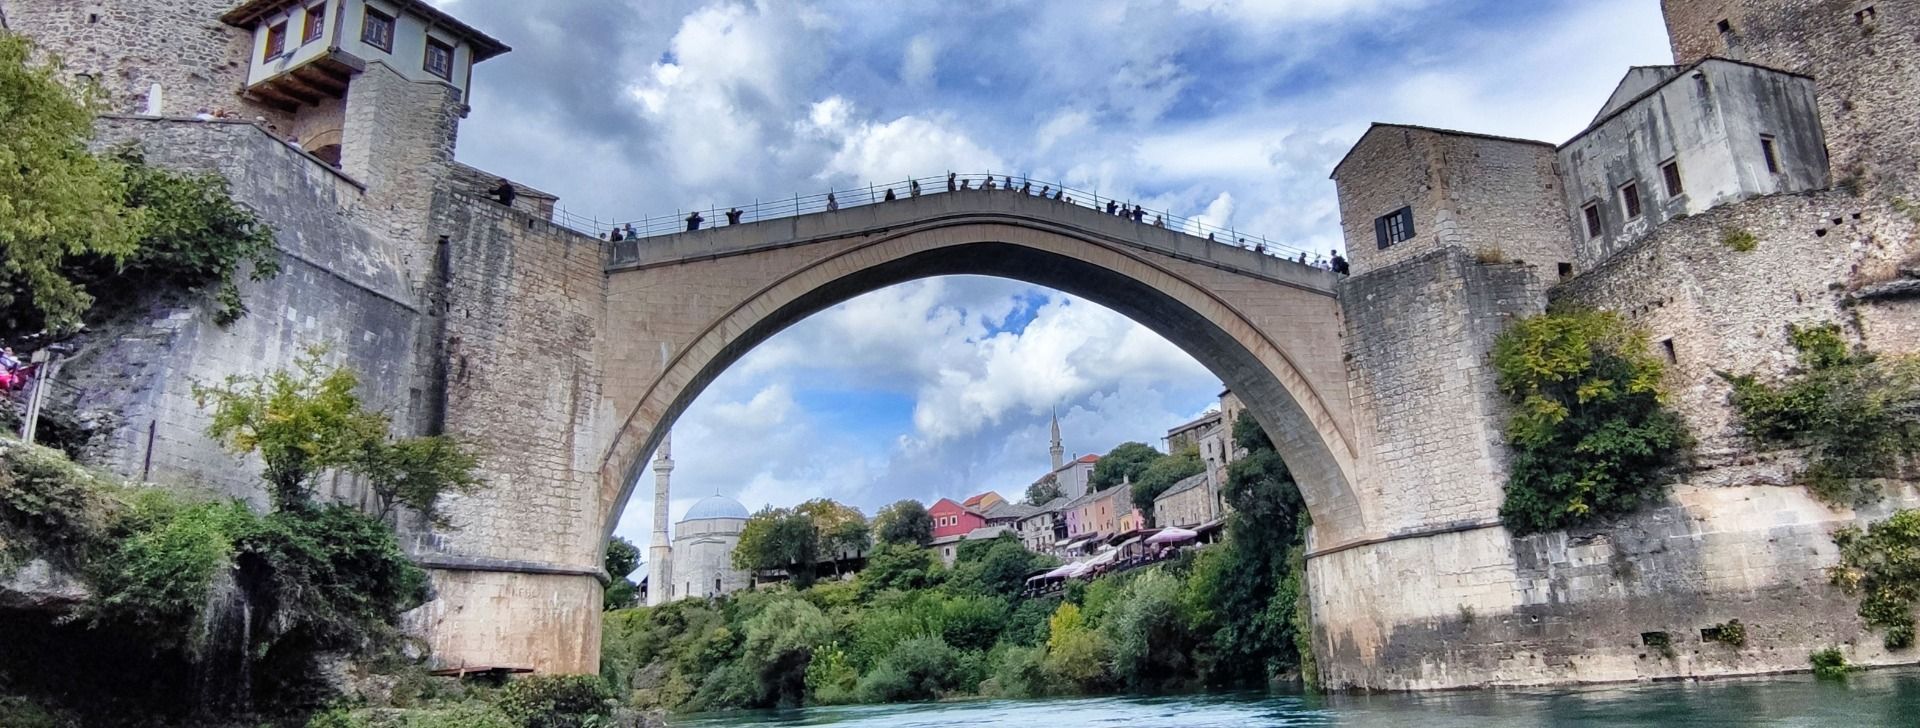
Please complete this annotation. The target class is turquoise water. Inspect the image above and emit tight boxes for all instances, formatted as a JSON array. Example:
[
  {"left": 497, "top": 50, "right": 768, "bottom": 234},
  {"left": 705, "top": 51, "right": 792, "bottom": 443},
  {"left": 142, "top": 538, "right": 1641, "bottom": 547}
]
[{"left": 671, "top": 669, "right": 1920, "bottom": 726}]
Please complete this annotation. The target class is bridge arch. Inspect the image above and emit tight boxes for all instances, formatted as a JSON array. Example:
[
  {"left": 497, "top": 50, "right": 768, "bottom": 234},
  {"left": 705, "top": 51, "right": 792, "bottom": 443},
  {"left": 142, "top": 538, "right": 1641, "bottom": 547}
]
[{"left": 596, "top": 212, "right": 1367, "bottom": 546}]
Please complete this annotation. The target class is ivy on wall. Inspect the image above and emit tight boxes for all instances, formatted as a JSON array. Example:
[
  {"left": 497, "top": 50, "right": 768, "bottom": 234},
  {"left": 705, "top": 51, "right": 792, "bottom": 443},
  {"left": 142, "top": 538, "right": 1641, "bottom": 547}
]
[
  {"left": 1491, "top": 309, "right": 1691, "bottom": 535},
  {"left": 1724, "top": 323, "right": 1919, "bottom": 504}
]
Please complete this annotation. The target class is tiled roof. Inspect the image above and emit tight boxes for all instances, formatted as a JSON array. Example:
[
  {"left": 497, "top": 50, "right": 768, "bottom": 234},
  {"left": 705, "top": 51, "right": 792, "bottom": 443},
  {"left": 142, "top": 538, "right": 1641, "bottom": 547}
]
[{"left": 1156, "top": 472, "right": 1209, "bottom": 502}]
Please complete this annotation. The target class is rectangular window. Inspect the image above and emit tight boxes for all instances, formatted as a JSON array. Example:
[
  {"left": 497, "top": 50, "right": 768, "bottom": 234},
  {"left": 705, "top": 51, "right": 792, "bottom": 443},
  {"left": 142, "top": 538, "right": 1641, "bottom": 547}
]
[
  {"left": 1582, "top": 202, "right": 1603, "bottom": 239},
  {"left": 1372, "top": 206, "right": 1415, "bottom": 250},
  {"left": 1760, "top": 135, "right": 1781, "bottom": 174},
  {"left": 302, "top": 3, "right": 326, "bottom": 43},
  {"left": 1659, "top": 338, "right": 1677, "bottom": 363},
  {"left": 1620, "top": 182, "right": 1643, "bottom": 219},
  {"left": 361, "top": 6, "right": 394, "bottom": 53},
  {"left": 1661, "top": 159, "right": 1683, "bottom": 197},
  {"left": 265, "top": 21, "right": 288, "bottom": 59},
  {"left": 424, "top": 37, "right": 455, "bottom": 80}
]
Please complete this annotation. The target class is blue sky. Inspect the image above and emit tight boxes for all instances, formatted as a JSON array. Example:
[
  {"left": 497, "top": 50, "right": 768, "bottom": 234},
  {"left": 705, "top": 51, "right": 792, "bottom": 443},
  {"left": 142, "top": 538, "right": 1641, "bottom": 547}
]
[{"left": 426, "top": 0, "right": 1676, "bottom": 542}]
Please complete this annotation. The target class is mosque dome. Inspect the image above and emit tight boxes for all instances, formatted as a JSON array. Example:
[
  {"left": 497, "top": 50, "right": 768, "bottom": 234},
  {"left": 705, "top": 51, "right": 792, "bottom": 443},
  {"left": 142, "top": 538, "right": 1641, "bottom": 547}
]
[{"left": 681, "top": 495, "right": 749, "bottom": 522}]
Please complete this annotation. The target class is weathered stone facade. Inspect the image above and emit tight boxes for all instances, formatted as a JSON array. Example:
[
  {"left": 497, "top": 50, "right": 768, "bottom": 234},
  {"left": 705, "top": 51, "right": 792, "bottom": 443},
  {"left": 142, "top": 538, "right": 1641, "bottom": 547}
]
[
  {"left": 1662, "top": 0, "right": 1920, "bottom": 198},
  {"left": 0, "top": 0, "right": 286, "bottom": 124}
]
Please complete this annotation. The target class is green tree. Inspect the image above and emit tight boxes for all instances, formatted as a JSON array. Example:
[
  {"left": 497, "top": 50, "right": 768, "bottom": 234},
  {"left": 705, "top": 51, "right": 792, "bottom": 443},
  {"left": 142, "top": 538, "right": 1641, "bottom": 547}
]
[
  {"left": 733, "top": 507, "right": 821, "bottom": 588},
  {"left": 1492, "top": 309, "right": 1690, "bottom": 534},
  {"left": 739, "top": 597, "right": 833, "bottom": 708},
  {"left": 605, "top": 536, "right": 641, "bottom": 610},
  {"left": 949, "top": 533, "right": 1055, "bottom": 597},
  {"left": 193, "top": 347, "right": 484, "bottom": 515},
  {"left": 0, "top": 32, "right": 142, "bottom": 333},
  {"left": 1105, "top": 569, "right": 1191, "bottom": 690},
  {"left": 796, "top": 498, "right": 870, "bottom": 574},
  {"left": 873, "top": 499, "right": 934, "bottom": 546},
  {"left": 1089, "top": 442, "right": 1162, "bottom": 492},
  {"left": 1130, "top": 446, "right": 1204, "bottom": 516},
  {"left": 857, "top": 542, "right": 941, "bottom": 598},
  {"left": 1026, "top": 474, "right": 1063, "bottom": 505}
]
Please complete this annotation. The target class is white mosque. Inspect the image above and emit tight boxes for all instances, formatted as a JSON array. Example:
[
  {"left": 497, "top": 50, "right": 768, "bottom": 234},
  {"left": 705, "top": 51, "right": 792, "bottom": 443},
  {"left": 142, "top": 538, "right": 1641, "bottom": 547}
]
[{"left": 644, "top": 432, "right": 751, "bottom": 605}]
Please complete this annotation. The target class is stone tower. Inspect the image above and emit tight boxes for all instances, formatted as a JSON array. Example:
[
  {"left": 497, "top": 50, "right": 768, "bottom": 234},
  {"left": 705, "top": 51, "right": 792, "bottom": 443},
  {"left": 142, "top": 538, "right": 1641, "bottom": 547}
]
[
  {"left": 1048, "top": 407, "right": 1064, "bottom": 472},
  {"left": 645, "top": 432, "right": 674, "bottom": 606}
]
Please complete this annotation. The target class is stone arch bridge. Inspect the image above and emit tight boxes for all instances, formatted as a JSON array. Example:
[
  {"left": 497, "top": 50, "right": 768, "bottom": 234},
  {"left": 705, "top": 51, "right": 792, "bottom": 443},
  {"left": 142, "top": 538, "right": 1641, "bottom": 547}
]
[{"left": 415, "top": 183, "right": 1525, "bottom": 689}]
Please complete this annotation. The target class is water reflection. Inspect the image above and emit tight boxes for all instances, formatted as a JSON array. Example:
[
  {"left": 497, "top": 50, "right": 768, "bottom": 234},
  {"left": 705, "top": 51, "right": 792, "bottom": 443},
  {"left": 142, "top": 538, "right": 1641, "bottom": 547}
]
[{"left": 671, "top": 668, "right": 1920, "bottom": 727}]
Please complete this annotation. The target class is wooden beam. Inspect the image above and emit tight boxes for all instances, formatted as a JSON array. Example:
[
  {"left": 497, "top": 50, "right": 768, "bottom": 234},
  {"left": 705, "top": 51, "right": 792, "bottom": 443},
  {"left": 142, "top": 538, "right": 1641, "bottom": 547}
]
[
  {"left": 245, "top": 86, "right": 302, "bottom": 113},
  {"left": 291, "top": 64, "right": 347, "bottom": 96},
  {"left": 274, "top": 73, "right": 328, "bottom": 105}
]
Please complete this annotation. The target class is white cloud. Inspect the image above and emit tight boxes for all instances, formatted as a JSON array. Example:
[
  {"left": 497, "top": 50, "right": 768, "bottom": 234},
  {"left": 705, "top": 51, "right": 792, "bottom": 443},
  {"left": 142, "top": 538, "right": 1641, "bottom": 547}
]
[{"left": 902, "top": 34, "right": 940, "bottom": 87}]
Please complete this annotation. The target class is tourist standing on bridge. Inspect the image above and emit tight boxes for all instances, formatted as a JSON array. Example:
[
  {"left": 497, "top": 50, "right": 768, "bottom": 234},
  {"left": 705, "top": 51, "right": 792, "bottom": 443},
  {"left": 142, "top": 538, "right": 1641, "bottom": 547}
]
[
  {"left": 1131, "top": 206, "right": 1145, "bottom": 223},
  {"left": 623, "top": 223, "right": 637, "bottom": 239},
  {"left": 1331, "top": 252, "right": 1349, "bottom": 275},
  {"left": 1106, "top": 200, "right": 1118, "bottom": 215},
  {"left": 1020, "top": 181, "right": 1031, "bottom": 194},
  {"left": 826, "top": 193, "right": 839, "bottom": 211},
  {"left": 884, "top": 188, "right": 896, "bottom": 201},
  {"left": 910, "top": 179, "right": 922, "bottom": 197},
  {"left": 947, "top": 173, "right": 957, "bottom": 192},
  {"left": 1039, "top": 185, "right": 1050, "bottom": 198},
  {"left": 685, "top": 211, "right": 703, "bottom": 231},
  {"left": 726, "top": 208, "right": 743, "bottom": 225},
  {"left": 610, "top": 227, "right": 624, "bottom": 242}
]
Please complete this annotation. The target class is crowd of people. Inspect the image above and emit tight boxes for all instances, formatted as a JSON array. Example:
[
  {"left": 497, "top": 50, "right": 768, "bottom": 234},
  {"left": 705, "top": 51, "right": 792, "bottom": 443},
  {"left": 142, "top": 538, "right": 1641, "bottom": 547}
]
[{"left": 587, "top": 174, "right": 1351, "bottom": 274}]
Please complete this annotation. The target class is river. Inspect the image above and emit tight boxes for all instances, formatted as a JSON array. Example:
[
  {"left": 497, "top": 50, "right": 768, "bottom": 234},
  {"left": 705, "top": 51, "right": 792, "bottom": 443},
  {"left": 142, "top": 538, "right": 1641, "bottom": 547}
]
[{"left": 670, "top": 668, "right": 1920, "bottom": 726}]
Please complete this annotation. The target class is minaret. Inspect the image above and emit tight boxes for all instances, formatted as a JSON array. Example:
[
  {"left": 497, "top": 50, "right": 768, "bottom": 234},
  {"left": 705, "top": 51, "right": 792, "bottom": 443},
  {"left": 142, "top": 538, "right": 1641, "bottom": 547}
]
[
  {"left": 645, "top": 431, "right": 674, "bottom": 606},
  {"left": 1049, "top": 407, "right": 1065, "bottom": 472}
]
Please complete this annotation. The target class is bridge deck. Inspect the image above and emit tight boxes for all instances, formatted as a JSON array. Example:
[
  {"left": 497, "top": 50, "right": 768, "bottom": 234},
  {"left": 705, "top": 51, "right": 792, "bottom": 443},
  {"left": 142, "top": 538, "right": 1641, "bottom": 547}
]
[{"left": 606, "top": 189, "right": 1338, "bottom": 295}]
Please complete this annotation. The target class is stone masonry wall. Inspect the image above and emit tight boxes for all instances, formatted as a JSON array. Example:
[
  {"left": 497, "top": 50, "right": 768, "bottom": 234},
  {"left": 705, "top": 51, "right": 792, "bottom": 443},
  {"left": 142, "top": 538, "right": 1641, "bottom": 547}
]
[
  {"left": 1334, "top": 126, "right": 1571, "bottom": 278},
  {"left": 1337, "top": 247, "right": 1549, "bottom": 537},
  {"left": 1, "top": 0, "right": 290, "bottom": 127},
  {"left": 56, "top": 118, "right": 420, "bottom": 507},
  {"left": 424, "top": 191, "right": 610, "bottom": 571},
  {"left": 342, "top": 60, "right": 466, "bottom": 284},
  {"left": 1663, "top": 0, "right": 1920, "bottom": 198}
]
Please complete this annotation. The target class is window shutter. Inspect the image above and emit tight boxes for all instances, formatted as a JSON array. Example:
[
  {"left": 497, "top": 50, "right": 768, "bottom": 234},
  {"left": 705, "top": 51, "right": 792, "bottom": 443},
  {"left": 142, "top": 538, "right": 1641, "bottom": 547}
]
[
  {"left": 1400, "top": 207, "right": 1415, "bottom": 239},
  {"left": 1374, "top": 215, "right": 1390, "bottom": 250}
]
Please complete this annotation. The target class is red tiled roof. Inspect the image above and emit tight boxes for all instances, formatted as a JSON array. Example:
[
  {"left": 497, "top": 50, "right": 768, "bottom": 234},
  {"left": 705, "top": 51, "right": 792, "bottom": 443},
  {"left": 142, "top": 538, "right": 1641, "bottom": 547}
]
[{"left": 1077, "top": 454, "right": 1099, "bottom": 463}]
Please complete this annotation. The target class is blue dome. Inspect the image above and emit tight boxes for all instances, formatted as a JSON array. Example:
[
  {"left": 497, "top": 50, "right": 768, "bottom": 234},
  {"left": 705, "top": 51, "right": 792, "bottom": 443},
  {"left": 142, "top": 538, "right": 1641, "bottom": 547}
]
[{"left": 681, "top": 495, "right": 749, "bottom": 522}]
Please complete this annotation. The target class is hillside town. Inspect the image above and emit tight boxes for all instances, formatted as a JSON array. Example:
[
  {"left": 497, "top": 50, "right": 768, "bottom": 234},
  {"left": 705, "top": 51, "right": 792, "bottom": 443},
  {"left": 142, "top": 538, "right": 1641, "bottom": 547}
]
[{"left": 633, "top": 388, "right": 1249, "bottom": 605}]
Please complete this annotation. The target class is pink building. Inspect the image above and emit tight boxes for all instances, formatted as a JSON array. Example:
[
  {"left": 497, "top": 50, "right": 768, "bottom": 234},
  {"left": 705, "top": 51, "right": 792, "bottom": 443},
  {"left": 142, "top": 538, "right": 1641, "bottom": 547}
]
[{"left": 929, "top": 497, "right": 988, "bottom": 540}]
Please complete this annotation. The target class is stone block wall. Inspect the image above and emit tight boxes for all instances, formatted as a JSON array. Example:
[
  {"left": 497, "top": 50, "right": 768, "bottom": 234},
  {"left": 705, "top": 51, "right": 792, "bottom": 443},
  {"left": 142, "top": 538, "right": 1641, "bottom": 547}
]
[
  {"left": 55, "top": 118, "right": 420, "bottom": 506},
  {"left": 424, "top": 191, "right": 610, "bottom": 571},
  {"left": 1, "top": 0, "right": 289, "bottom": 126},
  {"left": 1663, "top": 0, "right": 1920, "bottom": 198},
  {"left": 342, "top": 60, "right": 466, "bottom": 277},
  {"left": 1336, "top": 247, "right": 1549, "bottom": 537},
  {"left": 1334, "top": 126, "right": 1571, "bottom": 278}
]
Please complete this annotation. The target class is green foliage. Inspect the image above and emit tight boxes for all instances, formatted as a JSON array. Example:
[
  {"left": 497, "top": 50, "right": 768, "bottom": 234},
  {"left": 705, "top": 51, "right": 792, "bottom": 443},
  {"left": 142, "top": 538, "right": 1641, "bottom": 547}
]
[
  {"left": 947, "top": 533, "right": 1055, "bottom": 598},
  {"left": 1026, "top": 474, "right": 1063, "bottom": 505},
  {"left": 308, "top": 704, "right": 517, "bottom": 728},
  {"left": 987, "top": 644, "right": 1049, "bottom": 698},
  {"left": 1104, "top": 569, "right": 1190, "bottom": 690},
  {"left": 855, "top": 635, "right": 965, "bottom": 703},
  {"left": 604, "top": 537, "right": 640, "bottom": 611},
  {"left": 739, "top": 597, "right": 833, "bottom": 708},
  {"left": 1492, "top": 310, "right": 1690, "bottom": 534},
  {"left": 1130, "top": 447, "right": 1204, "bottom": 516},
  {"left": 1703, "top": 619, "right": 1747, "bottom": 647},
  {"left": 0, "top": 32, "right": 142, "bottom": 333},
  {"left": 1089, "top": 442, "right": 1162, "bottom": 491},
  {"left": 857, "top": 542, "right": 942, "bottom": 598},
  {"left": 105, "top": 146, "right": 279, "bottom": 325},
  {"left": 87, "top": 497, "right": 252, "bottom": 650},
  {"left": 1726, "top": 324, "right": 1918, "bottom": 504},
  {"left": 873, "top": 499, "right": 933, "bottom": 546},
  {"left": 803, "top": 644, "right": 860, "bottom": 706},
  {"left": 195, "top": 347, "right": 484, "bottom": 515},
  {"left": 1721, "top": 227, "right": 1758, "bottom": 252},
  {"left": 1831, "top": 510, "right": 1920, "bottom": 650},
  {"left": 495, "top": 675, "right": 614, "bottom": 728},
  {"left": 733, "top": 506, "right": 820, "bottom": 588},
  {"left": 0, "top": 696, "right": 73, "bottom": 728},
  {"left": 0, "top": 441, "right": 119, "bottom": 569},
  {"left": 1810, "top": 647, "right": 1852, "bottom": 679}
]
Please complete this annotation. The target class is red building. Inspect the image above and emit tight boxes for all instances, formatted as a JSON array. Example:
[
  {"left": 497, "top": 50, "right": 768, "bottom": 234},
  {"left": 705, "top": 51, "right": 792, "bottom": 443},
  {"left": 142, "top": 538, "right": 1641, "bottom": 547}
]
[{"left": 929, "top": 497, "right": 988, "bottom": 539}]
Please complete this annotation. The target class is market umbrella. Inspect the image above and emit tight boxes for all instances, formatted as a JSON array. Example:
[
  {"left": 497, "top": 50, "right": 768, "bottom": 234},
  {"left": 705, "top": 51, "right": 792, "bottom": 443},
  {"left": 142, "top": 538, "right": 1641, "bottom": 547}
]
[{"left": 1146, "top": 527, "right": 1199, "bottom": 545}]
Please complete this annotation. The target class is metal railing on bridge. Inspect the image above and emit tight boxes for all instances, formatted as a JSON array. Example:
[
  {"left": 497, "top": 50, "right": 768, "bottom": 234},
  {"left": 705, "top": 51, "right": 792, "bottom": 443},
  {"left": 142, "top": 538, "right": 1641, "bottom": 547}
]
[{"left": 548, "top": 173, "right": 1326, "bottom": 266}]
